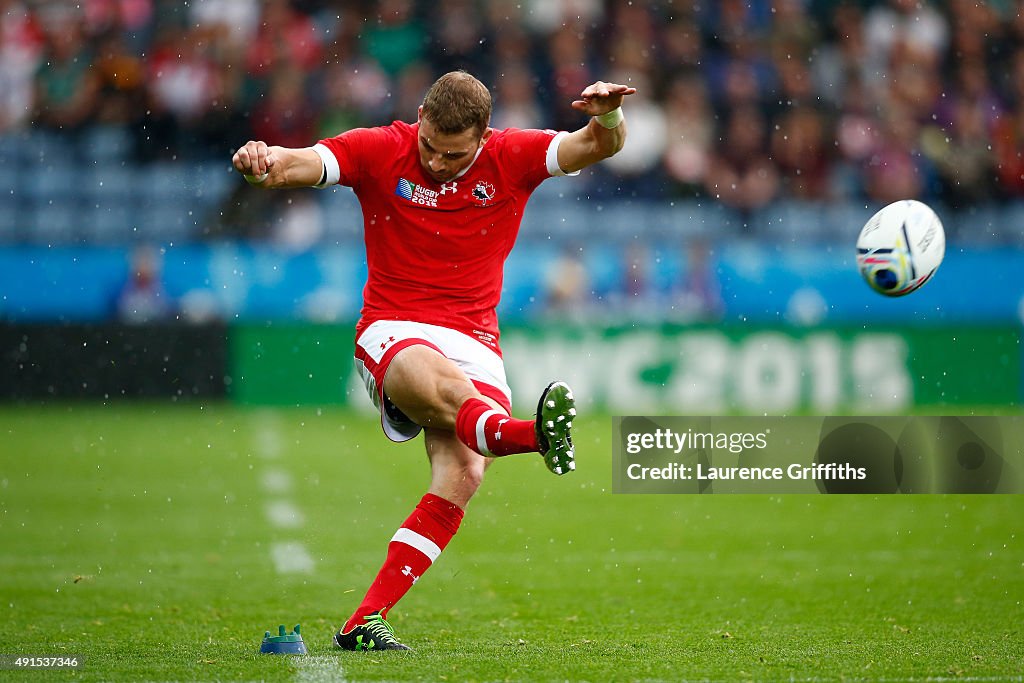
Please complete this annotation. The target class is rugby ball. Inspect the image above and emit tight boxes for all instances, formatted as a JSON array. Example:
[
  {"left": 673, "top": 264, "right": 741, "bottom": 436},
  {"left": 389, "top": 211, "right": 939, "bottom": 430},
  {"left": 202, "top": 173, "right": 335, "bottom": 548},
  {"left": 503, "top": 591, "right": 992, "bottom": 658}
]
[{"left": 856, "top": 199, "right": 945, "bottom": 297}]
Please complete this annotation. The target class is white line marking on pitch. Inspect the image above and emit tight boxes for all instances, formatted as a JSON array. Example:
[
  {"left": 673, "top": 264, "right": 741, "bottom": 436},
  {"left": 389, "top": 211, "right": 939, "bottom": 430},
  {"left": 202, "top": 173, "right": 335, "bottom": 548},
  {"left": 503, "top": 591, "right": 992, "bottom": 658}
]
[
  {"left": 254, "top": 416, "right": 316, "bottom": 576},
  {"left": 270, "top": 541, "right": 314, "bottom": 574},
  {"left": 265, "top": 500, "right": 306, "bottom": 529},
  {"left": 253, "top": 412, "right": 285, "bottom": 459},
  {"left": 261, "top": 468, "right": 293, "bottom": 494},
  {"left": 293, "top": 655, "right": 347, "bottom": 683}
]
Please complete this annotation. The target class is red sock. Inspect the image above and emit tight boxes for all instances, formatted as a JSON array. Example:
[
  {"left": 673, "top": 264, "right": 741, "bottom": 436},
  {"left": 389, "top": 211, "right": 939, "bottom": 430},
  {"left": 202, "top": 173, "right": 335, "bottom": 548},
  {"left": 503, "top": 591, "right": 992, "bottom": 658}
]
[
  {"left": 344, "top": 493, "right": 464, "bottom": 632},
  {"left": 454, "top": 397, "right": 538, "bottom": 456}
]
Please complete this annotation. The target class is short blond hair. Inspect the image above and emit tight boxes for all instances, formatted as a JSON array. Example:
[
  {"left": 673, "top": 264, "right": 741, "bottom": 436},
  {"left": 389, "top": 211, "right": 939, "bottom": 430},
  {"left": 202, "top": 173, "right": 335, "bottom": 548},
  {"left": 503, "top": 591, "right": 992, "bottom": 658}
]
[{"left": 421, "top": 71, "right": 492, "bottom": 136}]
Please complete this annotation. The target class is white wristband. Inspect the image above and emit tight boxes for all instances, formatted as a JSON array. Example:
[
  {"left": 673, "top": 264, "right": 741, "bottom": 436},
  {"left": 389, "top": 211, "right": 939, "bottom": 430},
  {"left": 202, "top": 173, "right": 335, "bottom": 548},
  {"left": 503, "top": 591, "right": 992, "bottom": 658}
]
[
  {"left": 244, "top": 172, "right": 269, "bottom": 185},
  {"left": 594, "top": 107, "right": 624, "bottom": 129}
]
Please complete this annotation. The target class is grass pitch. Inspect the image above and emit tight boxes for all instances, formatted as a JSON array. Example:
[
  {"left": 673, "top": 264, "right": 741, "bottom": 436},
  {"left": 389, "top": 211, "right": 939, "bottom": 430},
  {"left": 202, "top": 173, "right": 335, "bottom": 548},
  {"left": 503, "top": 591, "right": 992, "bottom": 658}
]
[{"left": 1, "top": 403, "right": 1021, "bottom": 682}]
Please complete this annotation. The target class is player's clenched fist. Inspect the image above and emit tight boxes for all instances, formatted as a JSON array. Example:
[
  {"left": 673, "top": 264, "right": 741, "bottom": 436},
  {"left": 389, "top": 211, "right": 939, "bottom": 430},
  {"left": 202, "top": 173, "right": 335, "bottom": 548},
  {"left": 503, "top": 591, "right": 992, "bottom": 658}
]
[{"left": 232, "top": 140, "right": 275, "bottom": 183}]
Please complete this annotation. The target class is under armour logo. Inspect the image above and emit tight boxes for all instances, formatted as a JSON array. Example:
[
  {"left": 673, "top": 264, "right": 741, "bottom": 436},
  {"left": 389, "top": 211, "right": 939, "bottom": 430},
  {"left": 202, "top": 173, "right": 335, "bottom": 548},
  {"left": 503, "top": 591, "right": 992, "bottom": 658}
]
[
  {"left": 379, "top": 335, "right": 396, "bottom": 350},
  {"left": 440, "top": 181, "right": 458, "bottom": 195},
  {"left": 401, "top": 565, "right": 420, "bottom": 584},
  {"left": 494, "top": 418, "right": 510, "bottom": 440}
]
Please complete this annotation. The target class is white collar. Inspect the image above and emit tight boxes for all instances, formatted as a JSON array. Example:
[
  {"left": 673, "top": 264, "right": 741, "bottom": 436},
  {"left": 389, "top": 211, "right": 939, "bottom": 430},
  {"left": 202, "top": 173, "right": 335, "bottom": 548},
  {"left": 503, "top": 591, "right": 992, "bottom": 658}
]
[{"left": 453, "top": 142, "right": 485, "bottom": 180}]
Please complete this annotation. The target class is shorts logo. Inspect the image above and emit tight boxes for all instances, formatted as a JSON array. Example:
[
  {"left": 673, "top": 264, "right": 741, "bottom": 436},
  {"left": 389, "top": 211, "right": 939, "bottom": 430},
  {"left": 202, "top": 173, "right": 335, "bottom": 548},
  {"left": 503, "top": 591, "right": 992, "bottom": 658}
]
[
  {"left": 471, "top": 181, "right": 496, "bottom": 206},
  {"left": 395, "top": 177, "right": 439, "bottom": 207}
]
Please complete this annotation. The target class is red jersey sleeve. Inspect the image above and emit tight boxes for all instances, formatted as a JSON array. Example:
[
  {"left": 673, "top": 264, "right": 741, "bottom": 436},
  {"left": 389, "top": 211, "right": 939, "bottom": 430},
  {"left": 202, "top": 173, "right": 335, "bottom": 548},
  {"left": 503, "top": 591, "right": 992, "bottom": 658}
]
[
  {"left": 314, "top": 124, "right": 405, "bottom": 189},
  {"left": 494, "top": 128, "right": 568, "bottom": 192}
]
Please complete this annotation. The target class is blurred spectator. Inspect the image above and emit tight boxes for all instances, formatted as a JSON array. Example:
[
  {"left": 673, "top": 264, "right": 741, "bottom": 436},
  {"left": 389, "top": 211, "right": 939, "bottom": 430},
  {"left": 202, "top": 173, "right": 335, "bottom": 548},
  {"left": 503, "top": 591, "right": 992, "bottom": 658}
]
[
  {"left": 811, "top": 2, "right": 868, "bottom": 107},
  {"left": 863, "top": 0, "right": 948, "bottom": 98},
  {"left": 80, "top": 0, "right": 154, "bottom": 46},
  {"left": 491, "top": 62, "right": 543, "bottom": 130},
  {"left": 189, "top": 0, "right": 260, "bottom": 59},
  {"left": 704, "top": 104, "right": 780, "bottom": 216},
  {"left": 319, "top": 57, "right": 392, "bottom": 137},
  {"left": 189, "top": 58, "right": 250, "bottom": 160},
  {"left": 0, "top": 0, "right": 44, "bottom": 132},
  {"left": 934, "top": 58, "right": 1004, "bottom": 132},
  {"left": 703, "top": 0, "right": 774, "bottom": 42},
  {"left": 243, "top": 0, "right": 323, "bottom": 109},
  {"left": 923, "top": 59, "right": 1002, "bottom": 207},
  {"left": 607, "top": 1, "right": 657, "bottom": 75},
  {"left": 707, "top": 30, "right": 777, "bottom": 113},
  {"left": 832, "top": 74, "right": 876, "bottom": 198},
  {"left": 662, "top": 74, "right": 713, "bottom": 197},
  {"left": 272, "top": 193, "right": 326, "bottom": 252},
  {"left": 250, "top": 65, "right": 318, "bottom": 150},
  {"left": 541, "top": 244, "right": 592, "bottom": 323},
  {"left": 147, "top": 27, "right": 219, "bottom": 152},
  {"left": 993, "top": 102, "right": 1024, "bottom": 199},
  {"left": 33, "top": 19, "right": 99, "bottom": 134},
  {"left": 885, "top": 43, "right": 942, "bottom": 123},
  {"left": 608, "top": 243, "right": 660, "bottom": 322},
  {"left": 7, "top": 0, "right": 1024, "bottom": 252},
  {"left": 0, "top": 41, "right": 32, "bottom": 131},
  {"left": 92, "top": 30, "right": 146, "bottom": 126},
  {"left": 921, "top": 97, "right": 997, "bottom": 207},
  {"left": 361, "top": 0, "right": 424, "bottom": 78},
  {"left": 389, "top": 63, "right": 434, "bottom": 124},
  {"left": 659, "top": 19, "right": 705, "bottom": 77},
  {"left": 771, "top": 106, "right": 833, "bottom": 200},
  {"left": 768, "top": 0, "right": 820, "bottom": 64},
  {"left": 428, "top": 0, "right": 488, "bottom": 75},
  {"left": 945, "top": 0, "right": 1002, "bottom": 66},
  {"left": 318, "top": 60, "right": 381, "bottom": 138},
  {"left": 995, "top": 46, "right": 1024, "bottom": 198},
  {"left": 523, "top": 0, "right": 603, "bottom": 35},
  {"left": 667, "top": 240, "right": 724, "bottom": 323},
  {"left": 863, "top": 104, "right": 929, "bottom": 205},
  {"left": 599, "top": 73, "right": 668, "bottom": 198},
  {"left": 546, "top": 24, "right": 594, "bottom": 132},
  {"left": 117, "top": 245, "right": 173, "bottom": 324}
]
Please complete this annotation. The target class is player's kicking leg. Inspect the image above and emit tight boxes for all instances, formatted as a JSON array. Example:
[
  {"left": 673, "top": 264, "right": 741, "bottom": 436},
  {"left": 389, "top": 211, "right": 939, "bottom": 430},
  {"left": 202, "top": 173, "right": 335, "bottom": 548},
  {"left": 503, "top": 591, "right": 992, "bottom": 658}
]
[
  {"left": 452, "top": 379, "right": 576, "bottom": 475},
  {"left": 334, "top": 428, "right": 481, "bottom": 652},
  {"left": 535, "top": 380, "right": 576, "bottom": 475},
  {"left": 381, "top": 343, "right": 578, "bottom": 475},
  {"left": 334, "top": 611, "right": 411, "bottom": 651}
]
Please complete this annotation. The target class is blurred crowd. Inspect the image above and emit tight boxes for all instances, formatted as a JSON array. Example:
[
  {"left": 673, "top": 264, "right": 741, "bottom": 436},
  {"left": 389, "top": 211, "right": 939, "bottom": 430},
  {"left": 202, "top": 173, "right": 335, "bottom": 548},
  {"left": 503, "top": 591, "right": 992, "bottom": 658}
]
[{"left": 3, "top": 0, "right": 1024, "bottom": 210}]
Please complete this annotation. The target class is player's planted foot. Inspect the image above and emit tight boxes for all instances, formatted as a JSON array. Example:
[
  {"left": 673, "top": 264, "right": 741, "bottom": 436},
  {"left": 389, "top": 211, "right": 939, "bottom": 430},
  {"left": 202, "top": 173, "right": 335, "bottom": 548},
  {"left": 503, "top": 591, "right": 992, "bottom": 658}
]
[
  {"left": 536, "top": 381, "right": 576, "bottom": 475},
  {"left": 333, "top": 612, "right": 412, "bottom": 651}
]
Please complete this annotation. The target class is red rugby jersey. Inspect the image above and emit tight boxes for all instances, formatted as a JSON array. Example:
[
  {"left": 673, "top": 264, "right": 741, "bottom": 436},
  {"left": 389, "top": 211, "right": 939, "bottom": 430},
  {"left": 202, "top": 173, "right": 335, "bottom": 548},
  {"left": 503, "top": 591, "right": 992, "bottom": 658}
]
[{"left": 315, "top": 121, "right": 573, "bottom": 351}]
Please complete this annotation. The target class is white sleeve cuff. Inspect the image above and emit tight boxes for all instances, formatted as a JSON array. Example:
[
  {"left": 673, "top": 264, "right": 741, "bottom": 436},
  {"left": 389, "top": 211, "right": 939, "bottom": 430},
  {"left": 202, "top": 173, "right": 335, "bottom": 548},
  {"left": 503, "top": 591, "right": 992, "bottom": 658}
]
[
  {"left": 545, "top": 131, "right": 581, "bottom": 177},
  {"left": 312, "top": 143, "right": 340, "bottom": 188}
]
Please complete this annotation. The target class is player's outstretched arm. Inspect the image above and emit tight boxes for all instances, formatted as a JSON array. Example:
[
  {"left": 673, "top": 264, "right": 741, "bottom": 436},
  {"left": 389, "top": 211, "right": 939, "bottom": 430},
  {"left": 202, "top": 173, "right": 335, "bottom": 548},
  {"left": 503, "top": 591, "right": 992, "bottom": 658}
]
[
  {"left": 556, "top": 81, "right": 636, "bottom": 174},
  {"left": 231, "top": 140, "right": 324, "bottom": 188}
]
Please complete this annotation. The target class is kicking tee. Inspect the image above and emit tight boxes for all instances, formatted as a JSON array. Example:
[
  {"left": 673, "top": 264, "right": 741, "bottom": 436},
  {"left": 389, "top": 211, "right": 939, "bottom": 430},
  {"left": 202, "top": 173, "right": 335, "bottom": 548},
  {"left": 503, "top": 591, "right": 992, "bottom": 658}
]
[{"left": 314, "top": 121, "right": 575, "bottom": 352}]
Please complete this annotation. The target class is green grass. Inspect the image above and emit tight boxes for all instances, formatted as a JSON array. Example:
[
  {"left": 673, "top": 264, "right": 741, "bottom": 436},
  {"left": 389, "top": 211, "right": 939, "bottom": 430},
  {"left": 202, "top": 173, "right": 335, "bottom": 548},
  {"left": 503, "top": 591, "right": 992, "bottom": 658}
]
[{"left": 1, "top": 403, "right": 1022, "bottom": 681}]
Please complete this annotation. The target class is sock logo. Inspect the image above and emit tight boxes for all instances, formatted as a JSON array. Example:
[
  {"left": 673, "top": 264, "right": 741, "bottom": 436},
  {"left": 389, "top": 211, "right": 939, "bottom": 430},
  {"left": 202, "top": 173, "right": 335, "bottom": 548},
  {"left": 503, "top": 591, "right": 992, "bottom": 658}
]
[
  {"left": 401, "top": 565, "right": 420, "bottom": 584},
  {"left": 494, "top": 418, "right": 510, "bottom": 441}
]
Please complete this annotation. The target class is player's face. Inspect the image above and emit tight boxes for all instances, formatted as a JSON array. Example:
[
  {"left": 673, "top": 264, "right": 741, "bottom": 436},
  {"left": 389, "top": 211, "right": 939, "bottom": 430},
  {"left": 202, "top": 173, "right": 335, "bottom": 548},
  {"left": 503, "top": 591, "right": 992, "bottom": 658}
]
[{"left": 417, "top": 111, "right": 490, "bottom": 184}]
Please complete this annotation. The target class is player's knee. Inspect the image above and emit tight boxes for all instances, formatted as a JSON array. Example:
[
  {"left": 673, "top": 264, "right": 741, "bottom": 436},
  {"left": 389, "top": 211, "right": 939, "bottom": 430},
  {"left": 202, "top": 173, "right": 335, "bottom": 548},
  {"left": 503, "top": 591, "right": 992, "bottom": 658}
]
[
  {"left": 436, "top": 459, "right": 486, "bottom": 503},
  {"left": 457, "top": 460, "right": 486, "bottom": 493}
]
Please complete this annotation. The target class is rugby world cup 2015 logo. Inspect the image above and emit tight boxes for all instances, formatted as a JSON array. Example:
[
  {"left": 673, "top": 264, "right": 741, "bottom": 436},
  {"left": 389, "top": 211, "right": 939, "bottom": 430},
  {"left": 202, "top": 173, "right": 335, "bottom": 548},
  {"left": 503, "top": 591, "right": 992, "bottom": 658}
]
[{"left": 395, "top": 178, "right": 439, "bottom": 207}]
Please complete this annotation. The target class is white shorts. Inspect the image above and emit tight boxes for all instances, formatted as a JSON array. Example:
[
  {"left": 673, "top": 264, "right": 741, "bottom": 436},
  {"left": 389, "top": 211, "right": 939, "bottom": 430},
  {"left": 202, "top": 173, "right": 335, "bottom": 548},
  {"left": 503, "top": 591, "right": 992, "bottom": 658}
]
[{"left": 354, "top": 320, "right": 513, "bottom": 442}]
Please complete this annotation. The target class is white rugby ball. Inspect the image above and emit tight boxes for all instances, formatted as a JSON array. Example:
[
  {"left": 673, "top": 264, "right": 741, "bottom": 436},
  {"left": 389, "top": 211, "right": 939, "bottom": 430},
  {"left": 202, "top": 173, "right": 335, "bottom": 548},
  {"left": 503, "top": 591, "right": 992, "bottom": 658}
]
[{"left": 856, "top": 199, "right": 945, "bottom": 297}]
